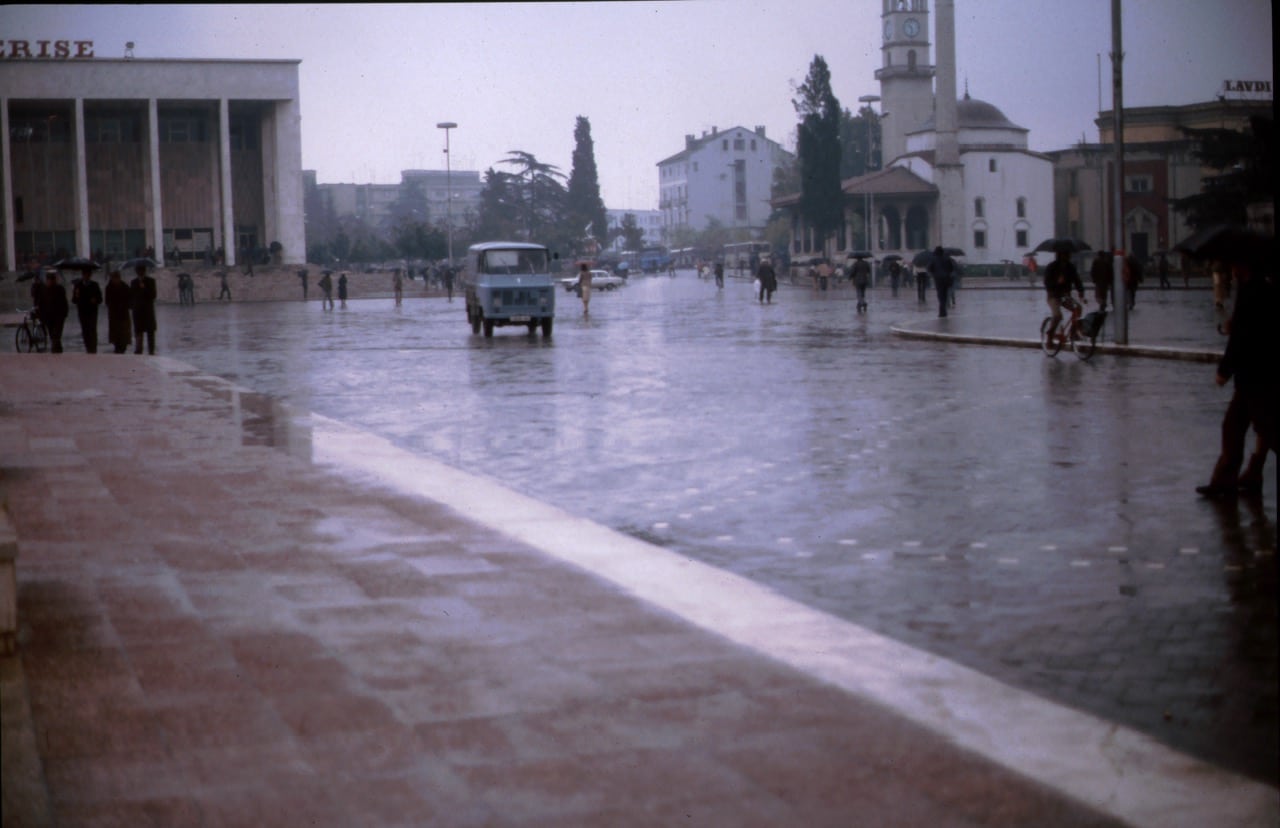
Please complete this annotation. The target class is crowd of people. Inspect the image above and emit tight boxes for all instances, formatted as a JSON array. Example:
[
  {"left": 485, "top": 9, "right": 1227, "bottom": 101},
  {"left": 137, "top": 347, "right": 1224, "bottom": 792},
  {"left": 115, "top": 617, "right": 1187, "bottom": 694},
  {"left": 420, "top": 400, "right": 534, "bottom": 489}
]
[{"left": 26, "top": 259, "right": 157, "bottom": 355}]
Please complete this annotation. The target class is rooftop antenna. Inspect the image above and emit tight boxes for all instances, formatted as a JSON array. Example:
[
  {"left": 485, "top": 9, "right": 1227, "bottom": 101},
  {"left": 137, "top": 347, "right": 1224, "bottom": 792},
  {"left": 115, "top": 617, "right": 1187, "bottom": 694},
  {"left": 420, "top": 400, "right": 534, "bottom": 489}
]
[{"left": 124, "top": 41, "right": 135, "bottom": 60}]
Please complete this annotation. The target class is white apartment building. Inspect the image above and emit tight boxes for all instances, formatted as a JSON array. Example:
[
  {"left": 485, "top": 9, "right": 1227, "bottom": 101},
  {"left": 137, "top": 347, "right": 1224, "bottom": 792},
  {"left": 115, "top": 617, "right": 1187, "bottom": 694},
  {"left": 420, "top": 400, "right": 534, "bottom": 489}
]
[
  {"left": 605, "top": 208, "right": 663, "bottom": 250},
  {"left": 657, "top": 126, "right": 793, "bottom": 239}
]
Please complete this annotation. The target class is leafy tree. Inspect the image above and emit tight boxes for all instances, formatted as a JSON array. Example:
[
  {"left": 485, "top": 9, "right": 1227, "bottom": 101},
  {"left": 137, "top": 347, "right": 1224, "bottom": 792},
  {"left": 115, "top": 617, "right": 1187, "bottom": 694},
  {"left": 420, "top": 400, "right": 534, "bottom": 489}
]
[
  {"left": 565, "top": 116, "right": 609, "bottom": 247},
  {"left": 1173, "top": 116, "right": 1274, "bottom": 230},
  {"left": 793, "top": 55, "right": 844, "bottom": 255},
  {"left": 839, "top": 105, "right": 882, "bottom": 180},
  {"left": 475, "top": 167, "right": 522, "bottom": 241},
  {"left": 500, "top": 150, "right": 567, "bottom": 244},
  {"left": 619, "top": 213, "right": 645, "bottom": 251}
]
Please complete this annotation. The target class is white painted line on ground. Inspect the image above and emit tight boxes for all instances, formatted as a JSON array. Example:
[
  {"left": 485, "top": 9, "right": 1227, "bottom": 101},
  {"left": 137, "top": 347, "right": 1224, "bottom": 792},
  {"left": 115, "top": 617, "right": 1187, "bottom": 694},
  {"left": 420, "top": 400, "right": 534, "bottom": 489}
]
[{"left": 308, "top": 412, "right": 1277, "bottom": 828}]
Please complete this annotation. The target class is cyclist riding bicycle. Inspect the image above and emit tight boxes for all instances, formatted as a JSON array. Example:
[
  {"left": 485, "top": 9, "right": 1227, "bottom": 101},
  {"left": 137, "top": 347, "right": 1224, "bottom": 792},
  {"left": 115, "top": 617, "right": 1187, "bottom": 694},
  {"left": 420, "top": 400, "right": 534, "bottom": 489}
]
[{"left": 1044, "top": 243, "right": 1085, "bottom": 337}]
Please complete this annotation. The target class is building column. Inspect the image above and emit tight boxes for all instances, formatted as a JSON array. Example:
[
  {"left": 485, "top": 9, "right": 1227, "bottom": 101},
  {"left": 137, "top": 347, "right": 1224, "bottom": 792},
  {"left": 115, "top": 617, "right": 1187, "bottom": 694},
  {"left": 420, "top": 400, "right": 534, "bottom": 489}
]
[
  {"left": 218, "top": 98, "right": 235, "bottom": 267},
  {"left": 145, "top": 99, "right": 164, "bottom": 265},
  {"left": 1, "top": 98, "right": 15, "bottom": 271},
  {"left": 271, "top": 98, "right": 305, "bottom": 264},
  {"left": 73, "top": 97, "right": 90, "bottom": 258}
]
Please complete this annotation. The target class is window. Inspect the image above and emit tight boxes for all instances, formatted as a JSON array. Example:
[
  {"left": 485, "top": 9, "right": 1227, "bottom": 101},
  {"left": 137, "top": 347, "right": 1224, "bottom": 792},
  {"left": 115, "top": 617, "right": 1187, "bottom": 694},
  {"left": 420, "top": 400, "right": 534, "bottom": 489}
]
[
  {"left": 1126, "top": 175, "right": 1153, "bottom": 193},
  {"left": 1016, "top": 229, "right": 1028, "bottom": 247},
  {"left": 734, "top": 139, "right": 744, "bottom": 151},
  {"left": 1016, "top": 197, "right": 1026, "bottom": 218},
  {"left": 907, "top": 50, "right": 917, "bottom": 70},
  {"left": 974, "top": 197, "right": 984, "bottom": 218},
  {"left": 750, "top": 140, "right": 757, "bottom": 151},
  {"left": 974, "top": 229, "right": 987, "bottom": 249},
  {"left": 988, "top": 158, "right": 997, "bottom": 172},
  {"left": 722, "top": 139, "right": 728, "bottom": 151}
]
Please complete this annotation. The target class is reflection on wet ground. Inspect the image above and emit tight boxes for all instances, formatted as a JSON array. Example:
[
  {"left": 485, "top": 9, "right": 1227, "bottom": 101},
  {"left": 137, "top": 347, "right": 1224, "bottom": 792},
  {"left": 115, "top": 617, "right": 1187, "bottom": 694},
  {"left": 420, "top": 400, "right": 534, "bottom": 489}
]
[{"left": 157, "top": 276, "right": 1276, "bottom": 783}]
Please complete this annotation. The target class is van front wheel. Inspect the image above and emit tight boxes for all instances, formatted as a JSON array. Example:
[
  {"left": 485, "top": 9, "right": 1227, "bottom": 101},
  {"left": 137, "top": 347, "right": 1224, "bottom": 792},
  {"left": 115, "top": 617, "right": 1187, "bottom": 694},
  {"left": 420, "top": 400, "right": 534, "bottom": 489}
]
[
  {"left": 541, "top": 318, "right": 553, "bottom": 337},
  {"left": 469, "top": 306, "right": 481, "bottom": 334},
  {"left": 482, "top": 314, "right": 494, "bottom": 338}
]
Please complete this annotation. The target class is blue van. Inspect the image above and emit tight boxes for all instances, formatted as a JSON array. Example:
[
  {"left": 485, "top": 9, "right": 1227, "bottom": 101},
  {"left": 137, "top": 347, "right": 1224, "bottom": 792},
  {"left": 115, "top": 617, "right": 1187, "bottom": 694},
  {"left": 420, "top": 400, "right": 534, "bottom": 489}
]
[{"left": 463, "top": 242, "right": 556, "bottom": 337}]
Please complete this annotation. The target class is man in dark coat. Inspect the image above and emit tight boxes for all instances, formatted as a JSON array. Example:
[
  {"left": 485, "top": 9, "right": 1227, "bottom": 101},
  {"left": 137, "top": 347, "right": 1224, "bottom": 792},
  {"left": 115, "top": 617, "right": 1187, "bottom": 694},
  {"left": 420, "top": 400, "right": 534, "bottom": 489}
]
[
  {"left": 756, "top": 257, "right": 778, "bottom": 304},
  {"left": 70, "top": 266, "right": 102, "bottom": 353},
  {"left": 130, "top": 264, "right": 158, "bottom": 355},
  {"left": 36, "top": 270, "right": 69, "bottom": 354},
  {"left": 928, "top": 247, "right": 955, "bottom": 318},
  {"left": 1197, "top": 248, "right": 1277, "bottom": 498},
  {"left": 104, "top": 269, "right": 133, "bottom": 354}
]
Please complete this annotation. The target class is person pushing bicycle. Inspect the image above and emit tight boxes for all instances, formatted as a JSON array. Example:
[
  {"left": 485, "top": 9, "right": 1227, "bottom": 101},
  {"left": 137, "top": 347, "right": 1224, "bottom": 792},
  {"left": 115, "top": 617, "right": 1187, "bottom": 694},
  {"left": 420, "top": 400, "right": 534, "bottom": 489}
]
[{"left": 1044, "top": 243, "right": 1085, "bottom": 338}]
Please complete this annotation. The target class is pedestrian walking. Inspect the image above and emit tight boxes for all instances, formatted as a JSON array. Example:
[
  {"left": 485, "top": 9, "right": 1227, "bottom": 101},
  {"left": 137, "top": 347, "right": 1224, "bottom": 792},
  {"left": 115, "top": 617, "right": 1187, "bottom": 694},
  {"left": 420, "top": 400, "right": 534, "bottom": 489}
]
[
  {"left": 1123, "top": 254, "right": 1142, "bottom": 310},
  {"left": 1196, "top": 245, "right": 1277, "bottom": 499},
  {"left": 1089, "top": 251, "right": 1112, "bottom": 311},
  {"left": 851, "top": 256, "right": 871, "bottom": 312},
  {"left": 298, "top": 268, "right": 309, "bottom": 300},
  {"left": 1157, "top": 253, "right": 1171, "bottom": 289},
  {"left": 218, "top": 270, "right": 232, "bottom": 301},
  {"left": 927, "top": 247, "right": 955, "bottom": 318},
  {"left": 714, "top": 260, "right": 724, "bottom": 289},
  {"left": 36, "top": 270, "right": 69, "bottom": 354},
  {"left": 129, "top": 263, "right": 158, "bottom": 355},
  {"left": 916, "top": 265, "right": 929, "bottom": 304},
  {"left": 756, "top": 257, "right": 777, "bottom": 304},
  {"left": 70, "top": 265, "right": 102, "bottom": 353},
  {"left": 318, "top": 271, "right": 334, "bottom": 310},
  {"left": 888, "top": 259, "right": 901, "bottom": 297},
  {"left": 393, "top": 269, "right": 404, "bottom": 306},
  {"left": 338, "top": 273, "right": 349, "bottom": 307},
  {"left": 443, "top": 265, "right": 455, "bottom": 301},
  {"left": 104, "top": 269, "right": 133, "bottom": 354},
  {"left": 578, "top": 263, "right": 592, "bottom": 316}
]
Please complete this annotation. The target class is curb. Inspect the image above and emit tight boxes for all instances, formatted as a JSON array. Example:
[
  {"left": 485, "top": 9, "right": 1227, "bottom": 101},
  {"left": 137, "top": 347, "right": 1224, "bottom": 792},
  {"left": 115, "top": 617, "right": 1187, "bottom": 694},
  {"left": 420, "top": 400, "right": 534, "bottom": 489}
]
[{"left": 890, "top": 322, "right": 1221, "bottom": 363}]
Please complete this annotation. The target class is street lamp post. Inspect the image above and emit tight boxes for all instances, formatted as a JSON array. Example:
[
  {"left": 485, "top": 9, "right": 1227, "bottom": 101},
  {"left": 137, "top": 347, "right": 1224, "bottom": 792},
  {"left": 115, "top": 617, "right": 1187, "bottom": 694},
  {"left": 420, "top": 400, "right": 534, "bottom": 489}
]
[{"left": 436, "top": 121, "right": 457, "bottom": 264}]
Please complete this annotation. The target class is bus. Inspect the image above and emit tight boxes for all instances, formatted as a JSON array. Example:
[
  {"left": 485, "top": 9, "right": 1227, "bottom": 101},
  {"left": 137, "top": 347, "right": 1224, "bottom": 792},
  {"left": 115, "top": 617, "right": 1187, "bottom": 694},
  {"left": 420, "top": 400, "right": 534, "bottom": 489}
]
[
  {"left": 722, "top": 241, "right": 772, "bottom": 274},
  {"left": 639, "top": 246, "right": 672, "bottom": 273}
]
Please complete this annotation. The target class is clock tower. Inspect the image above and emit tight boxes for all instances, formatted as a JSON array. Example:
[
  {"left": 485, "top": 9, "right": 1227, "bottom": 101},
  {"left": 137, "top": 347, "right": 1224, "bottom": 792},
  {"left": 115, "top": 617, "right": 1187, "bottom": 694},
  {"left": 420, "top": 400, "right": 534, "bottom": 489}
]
[{"left": 875, "top": 0, "right": 936, "bottom": 165}]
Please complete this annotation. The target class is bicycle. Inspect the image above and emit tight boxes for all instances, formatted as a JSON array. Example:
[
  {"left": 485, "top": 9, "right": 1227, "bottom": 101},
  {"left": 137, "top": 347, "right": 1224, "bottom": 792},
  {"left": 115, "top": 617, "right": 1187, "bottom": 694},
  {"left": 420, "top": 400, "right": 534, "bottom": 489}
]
[
  {"left": 1040, "top": 297, "right": 1105, "bottom": 361},
  {"left": 14, "top": 307, "right": 48, "bottom": 353}
]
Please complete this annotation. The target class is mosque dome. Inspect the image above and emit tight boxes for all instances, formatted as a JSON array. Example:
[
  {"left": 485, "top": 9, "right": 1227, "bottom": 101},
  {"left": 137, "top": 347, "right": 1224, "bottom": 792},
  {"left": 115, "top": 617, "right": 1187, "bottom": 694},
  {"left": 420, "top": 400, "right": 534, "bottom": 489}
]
[{"left": 911, "top": 93, "right": 1028, "bottom": 134}]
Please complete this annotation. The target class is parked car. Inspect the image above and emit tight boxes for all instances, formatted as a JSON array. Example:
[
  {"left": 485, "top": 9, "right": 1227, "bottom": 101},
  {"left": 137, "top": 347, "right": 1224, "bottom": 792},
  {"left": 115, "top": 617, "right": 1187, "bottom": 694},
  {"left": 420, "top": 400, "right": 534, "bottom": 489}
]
[{"left": 559, "top": 269, "right": 625, "bottom": 295}]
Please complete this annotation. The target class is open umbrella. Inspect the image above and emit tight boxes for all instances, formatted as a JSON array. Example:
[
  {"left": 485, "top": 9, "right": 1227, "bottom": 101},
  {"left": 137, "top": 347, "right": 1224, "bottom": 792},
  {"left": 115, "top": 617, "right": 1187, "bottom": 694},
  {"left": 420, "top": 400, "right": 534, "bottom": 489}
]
[
  {"left": 911, "top": 250, "right": 933, "bottom": 267},
  {"left": 1173, "top": 223, "right": 1270, "bottom": 264},
  {"left": 119, "top": 256, "right": 161, "bottom": 271},
  {"left": 881, "top": 254, "right": 903, "bottom": 263},
  {"left": 1032, "top": 238, "right": 1091, "bottom": 254},
  {"left": 846, "top": 250, "right": 874, "bottom": 259},
  {"left": 52, "top": 256, "right": 101, "bottom": 271}
]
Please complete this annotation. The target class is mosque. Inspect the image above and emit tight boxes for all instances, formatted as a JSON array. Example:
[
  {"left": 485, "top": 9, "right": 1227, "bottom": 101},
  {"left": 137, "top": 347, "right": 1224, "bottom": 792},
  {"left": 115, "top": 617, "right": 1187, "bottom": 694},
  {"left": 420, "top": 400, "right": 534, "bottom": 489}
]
[{"left": 781, "top": 0, "right": 1054, "bottom": 268}]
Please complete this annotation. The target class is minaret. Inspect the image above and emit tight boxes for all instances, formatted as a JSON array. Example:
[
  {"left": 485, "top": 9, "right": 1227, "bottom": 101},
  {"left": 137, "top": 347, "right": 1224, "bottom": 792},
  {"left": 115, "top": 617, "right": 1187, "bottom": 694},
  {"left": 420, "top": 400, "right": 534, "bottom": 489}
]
[
  {"left": 933, "top": 0, "right": 966, "bottom": 251},
  {"left": 876, "top": 0, "right": 936, "bottom": 165}
]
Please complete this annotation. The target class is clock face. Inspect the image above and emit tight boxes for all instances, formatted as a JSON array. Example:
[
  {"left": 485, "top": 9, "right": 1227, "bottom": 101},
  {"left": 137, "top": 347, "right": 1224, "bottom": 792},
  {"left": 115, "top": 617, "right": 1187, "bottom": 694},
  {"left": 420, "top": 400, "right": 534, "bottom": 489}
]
[
  {"left": 883, "top": 20, "right": 893, "bottom": 41},
  {"left": 903, "top": 17, "right": 921, "bottom": 38}
]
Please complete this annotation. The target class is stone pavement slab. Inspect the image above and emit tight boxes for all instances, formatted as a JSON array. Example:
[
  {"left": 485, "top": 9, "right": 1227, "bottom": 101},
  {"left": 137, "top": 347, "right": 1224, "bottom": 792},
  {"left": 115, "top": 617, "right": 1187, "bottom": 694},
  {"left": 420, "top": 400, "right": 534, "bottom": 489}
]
[{"left": 0, "top": 354, "right": 1275, "bottom": 827}]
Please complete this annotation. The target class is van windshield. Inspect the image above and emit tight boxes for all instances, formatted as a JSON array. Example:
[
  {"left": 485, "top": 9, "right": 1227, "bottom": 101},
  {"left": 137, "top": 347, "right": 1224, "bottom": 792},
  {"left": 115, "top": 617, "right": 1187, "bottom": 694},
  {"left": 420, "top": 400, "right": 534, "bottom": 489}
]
[{"left": 481, "top": 249, "right": 549, "bottom": 275}]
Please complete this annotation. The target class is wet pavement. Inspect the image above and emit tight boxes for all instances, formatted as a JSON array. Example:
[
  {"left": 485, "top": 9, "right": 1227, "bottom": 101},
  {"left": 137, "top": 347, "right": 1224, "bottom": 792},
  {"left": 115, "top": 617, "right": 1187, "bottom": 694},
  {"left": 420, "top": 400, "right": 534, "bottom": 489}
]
[
  {"left": 126, "top": 273, "right": 1277, "bottom": 786},
  {"left": 1, "top": 274, "right": 1275, "bottom": 824}
]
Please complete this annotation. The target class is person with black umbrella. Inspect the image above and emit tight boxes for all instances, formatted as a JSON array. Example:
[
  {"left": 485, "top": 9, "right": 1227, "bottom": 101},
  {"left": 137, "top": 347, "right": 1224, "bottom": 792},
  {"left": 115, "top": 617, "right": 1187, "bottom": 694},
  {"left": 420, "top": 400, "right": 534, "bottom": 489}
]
[
  {"left": 927, "top": 247, "right": 955, "bottom": 318},
  {"left": 130, "top": 263, "right": 158, "bottom": 355},
  {"left": 69, "top": 263, "right": 102, "bottom": 353},
  {"left": 1195, "top": 236, "right": 1277, "bottom": 499}
]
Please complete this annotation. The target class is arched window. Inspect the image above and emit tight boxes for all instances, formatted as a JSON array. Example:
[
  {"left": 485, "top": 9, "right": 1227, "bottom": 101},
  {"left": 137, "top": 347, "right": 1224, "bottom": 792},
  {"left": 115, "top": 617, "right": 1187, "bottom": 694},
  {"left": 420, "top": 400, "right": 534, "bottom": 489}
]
[{"left": 907, "top": 50, "right": 917, "bottom": 71}]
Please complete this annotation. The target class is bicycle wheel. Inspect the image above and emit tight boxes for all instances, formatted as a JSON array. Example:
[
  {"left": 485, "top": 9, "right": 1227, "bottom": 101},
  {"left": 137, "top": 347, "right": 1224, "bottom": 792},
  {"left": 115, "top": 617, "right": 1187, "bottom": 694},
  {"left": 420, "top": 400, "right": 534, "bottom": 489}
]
[
  {"left": 30, "top": 322, "right": 48, "bottom": 353},
  {"left": 1072, "top": 327, "right": 1097, "bottom": 361},
  {"left": 1040, "top": 317, "right": 1062, "bottom": 356},
  {"left": 15, "top": 324, "right": 32, "bottom": 353}
]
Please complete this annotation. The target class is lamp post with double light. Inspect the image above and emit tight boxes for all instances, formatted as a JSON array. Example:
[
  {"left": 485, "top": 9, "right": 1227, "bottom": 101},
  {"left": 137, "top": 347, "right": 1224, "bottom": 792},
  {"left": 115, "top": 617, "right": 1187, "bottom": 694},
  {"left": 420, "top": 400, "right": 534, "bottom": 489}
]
[{"left": 436, "top": 122, "right": 457, "bottom": 265}]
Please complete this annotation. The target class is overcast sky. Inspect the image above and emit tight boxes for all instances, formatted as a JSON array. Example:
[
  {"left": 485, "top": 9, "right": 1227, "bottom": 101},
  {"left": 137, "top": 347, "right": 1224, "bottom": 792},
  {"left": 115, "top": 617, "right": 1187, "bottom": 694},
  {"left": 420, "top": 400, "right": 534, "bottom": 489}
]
[{"left": 6, "top": 2, "right": 1273, "bottom": 210}]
